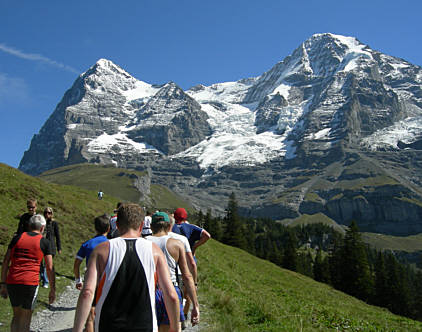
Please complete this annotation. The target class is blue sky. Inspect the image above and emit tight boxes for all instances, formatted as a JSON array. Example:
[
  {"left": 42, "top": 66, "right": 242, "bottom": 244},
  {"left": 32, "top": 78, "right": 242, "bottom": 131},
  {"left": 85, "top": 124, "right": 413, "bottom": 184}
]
[{"left": 1, "top": 0, "right": 421, "bottom": 169}]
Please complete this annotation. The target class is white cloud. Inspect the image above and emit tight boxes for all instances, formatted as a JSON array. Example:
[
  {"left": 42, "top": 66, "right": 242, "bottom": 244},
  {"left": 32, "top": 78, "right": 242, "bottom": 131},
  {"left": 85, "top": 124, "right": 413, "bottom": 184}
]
[
  {"left": 0, "top": 43, "right": 80, "bottom": 74},
  {"left": 0, "top": 73, "right": 30, "bottom": 105}
]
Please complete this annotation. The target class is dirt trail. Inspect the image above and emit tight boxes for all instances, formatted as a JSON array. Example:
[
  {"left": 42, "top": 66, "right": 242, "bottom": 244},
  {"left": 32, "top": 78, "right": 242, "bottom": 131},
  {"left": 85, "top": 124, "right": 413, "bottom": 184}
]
[{"left": 30, "top": 282, "right": 203, "bottom": 332}]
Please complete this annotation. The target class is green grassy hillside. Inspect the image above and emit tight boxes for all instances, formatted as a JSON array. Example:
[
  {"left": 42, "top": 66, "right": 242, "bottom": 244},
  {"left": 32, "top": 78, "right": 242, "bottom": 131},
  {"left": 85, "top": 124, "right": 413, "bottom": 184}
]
[
  {"left": 39, "top": 163, "right": 194, "bottom": 212},
  {"left": 281, "top": 213, "right": 346, "bottom": 234},
  {"left": 362, "top": 232, "right": 422, "bottom": 252},
  {"left": 196, "top": 240, "right": 422, "bottom": 331},
  {"left": 0, "top": 163, "right": 118, "bottom": 328},
  {"left": 39, "top": 163, "right": 147, "bottom": 203}
]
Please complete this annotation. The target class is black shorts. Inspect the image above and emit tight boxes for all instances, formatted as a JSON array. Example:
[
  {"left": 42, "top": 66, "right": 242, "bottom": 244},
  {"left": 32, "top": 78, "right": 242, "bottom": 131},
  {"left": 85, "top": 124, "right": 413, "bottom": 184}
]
[{"left": 7, "top": 284, "right": 39, "bottom": 310}]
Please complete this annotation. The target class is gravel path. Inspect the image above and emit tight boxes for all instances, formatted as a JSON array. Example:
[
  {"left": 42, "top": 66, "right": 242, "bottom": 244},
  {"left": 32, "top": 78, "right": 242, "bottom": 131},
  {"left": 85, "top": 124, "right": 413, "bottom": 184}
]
[
  {"left": 30, "top": 282, "right": 204, "bottom": 332},
  {"left": 30, "top": 283, "right": 78, "bottom": 332}
]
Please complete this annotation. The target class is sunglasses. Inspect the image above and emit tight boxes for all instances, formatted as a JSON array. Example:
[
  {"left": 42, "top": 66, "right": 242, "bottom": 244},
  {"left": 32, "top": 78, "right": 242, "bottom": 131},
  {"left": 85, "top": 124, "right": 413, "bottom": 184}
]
[{"left": 27, "top": 206, "right": 36, "bottom": 209}]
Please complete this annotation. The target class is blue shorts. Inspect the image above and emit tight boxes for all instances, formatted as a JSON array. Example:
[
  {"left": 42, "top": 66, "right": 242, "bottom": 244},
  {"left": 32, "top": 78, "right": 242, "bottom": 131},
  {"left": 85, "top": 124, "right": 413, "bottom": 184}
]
[{"left": 155, "top": 285, "right": 185, "bottom": 326}]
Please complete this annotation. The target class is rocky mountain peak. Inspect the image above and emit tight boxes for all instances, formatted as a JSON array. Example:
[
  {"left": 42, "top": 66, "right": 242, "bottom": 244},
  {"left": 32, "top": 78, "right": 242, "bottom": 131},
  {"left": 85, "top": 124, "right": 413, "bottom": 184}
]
[
  {"left": 81, "top": 58, "right": 138, "bottom": 93},
  {"left": 18, "top": 34, "right": 422, "bottom": 236}
]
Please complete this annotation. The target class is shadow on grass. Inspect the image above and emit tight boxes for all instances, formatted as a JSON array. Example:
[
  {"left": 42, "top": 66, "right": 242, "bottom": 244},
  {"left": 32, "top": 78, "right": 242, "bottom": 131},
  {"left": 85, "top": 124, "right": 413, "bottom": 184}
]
[
  {"left": 37, "top": 300, "right": 75, "bottom": 312},
  {"left": 55, "top": 271, "right": 74, "bottom": 280}
]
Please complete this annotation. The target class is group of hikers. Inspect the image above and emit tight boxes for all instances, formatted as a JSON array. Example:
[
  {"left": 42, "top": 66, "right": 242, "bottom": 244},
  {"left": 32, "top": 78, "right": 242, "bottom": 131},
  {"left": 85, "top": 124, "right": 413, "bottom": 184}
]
[{"left": 1, "top": 198, "right": 211, "bottom": 332}]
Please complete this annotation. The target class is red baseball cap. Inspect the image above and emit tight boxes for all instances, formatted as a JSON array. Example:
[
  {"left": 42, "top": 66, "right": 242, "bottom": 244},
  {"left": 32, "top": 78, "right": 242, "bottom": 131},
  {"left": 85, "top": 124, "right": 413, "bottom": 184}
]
[{"left": 174, "top": 208, "right": 188, "bottom": 223}]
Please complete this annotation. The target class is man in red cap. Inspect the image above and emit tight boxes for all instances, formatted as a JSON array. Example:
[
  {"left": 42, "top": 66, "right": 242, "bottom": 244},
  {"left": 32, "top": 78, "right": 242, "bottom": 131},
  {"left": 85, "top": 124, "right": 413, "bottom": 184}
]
[{"left": 171, "top": 208, "right": 210, "bottom": 327}]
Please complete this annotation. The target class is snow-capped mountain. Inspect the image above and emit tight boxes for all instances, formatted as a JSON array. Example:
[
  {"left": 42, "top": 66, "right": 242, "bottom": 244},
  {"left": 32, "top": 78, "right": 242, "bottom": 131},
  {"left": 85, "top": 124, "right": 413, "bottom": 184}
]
[{"left": 19, "top": 33, "right": 422, "bottom": 235}]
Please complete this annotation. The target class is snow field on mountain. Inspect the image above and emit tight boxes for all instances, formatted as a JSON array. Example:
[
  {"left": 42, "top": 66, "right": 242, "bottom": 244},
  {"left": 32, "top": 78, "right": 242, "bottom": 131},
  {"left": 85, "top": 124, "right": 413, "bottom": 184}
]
[
  {"left": 121, "top": 80, "right": 160, "bottom": 101},
  {"left": 87, "top": 132, "right": 160, "bottom": 155},
  {"left": 176, "top": 101, "right": 290, "bottom": 169},
  {"left": 361, "top": 117, "right": 422, "bottom": 150}
]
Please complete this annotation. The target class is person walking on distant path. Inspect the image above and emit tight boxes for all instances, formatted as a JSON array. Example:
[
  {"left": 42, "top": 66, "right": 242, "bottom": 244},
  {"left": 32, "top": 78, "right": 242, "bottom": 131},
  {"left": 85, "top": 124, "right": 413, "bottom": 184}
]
[
  {"left": 1, "top": 214, "right": 56, "bottom": 332},
  {"left": 142, "top": 209, "right": 153, "bottom": 238},
  {"left": 16, "top": 199, "right": 37, "bottom": 234},
  {"left": 171, "top": 207, "right": 210, "bottom": 324},
  {"left": 40, "top": 207, "right": 62, "bottom": 288},
  {"left": 73, "top": 214, "right": 109, "bottom": 332},
  {"left": 108, "top": 202, "right": 122, "bottom": 239},
  {"left": 73, "top": 204, "right": 180, "bottom": 332},
  {"left": 97, "top": 190, "right": 103, "bottom": 200},
  {"left": 148, "top": 212, "right": 200, "bottom": 331}
]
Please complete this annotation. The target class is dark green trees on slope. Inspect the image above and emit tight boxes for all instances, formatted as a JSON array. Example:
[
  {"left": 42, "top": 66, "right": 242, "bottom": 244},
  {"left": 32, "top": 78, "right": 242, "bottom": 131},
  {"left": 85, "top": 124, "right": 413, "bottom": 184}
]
[
  {"left": 191, "top": 192, "right": 422, "bottom": 323},
  {"left": 223, "top": 192, "right": 248, "bottom": 250},
  {"left": 331, "top": 220, "right": 373, "bottom": 301}
]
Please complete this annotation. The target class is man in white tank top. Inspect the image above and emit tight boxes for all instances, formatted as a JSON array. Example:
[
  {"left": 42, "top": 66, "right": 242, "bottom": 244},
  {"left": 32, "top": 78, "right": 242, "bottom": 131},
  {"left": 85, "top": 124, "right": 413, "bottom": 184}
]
[
  {"left": 142, "top": 210, "right": 153, "bottom": 237},
  {"left": 147, "top": 212, "right": 200, "bottom": 331},
  {"left": 73, "top": 204, "right": 180, "bottom": 332},
  {"left": 167, "top": 215, "right": 197, "bottom": 287}
]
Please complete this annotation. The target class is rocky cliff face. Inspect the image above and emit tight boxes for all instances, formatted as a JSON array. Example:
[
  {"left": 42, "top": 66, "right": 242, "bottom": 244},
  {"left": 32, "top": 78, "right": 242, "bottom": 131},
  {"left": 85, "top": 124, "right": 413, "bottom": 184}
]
[{"left": 19, "top": 34, "right": 422, "bottom": 235}]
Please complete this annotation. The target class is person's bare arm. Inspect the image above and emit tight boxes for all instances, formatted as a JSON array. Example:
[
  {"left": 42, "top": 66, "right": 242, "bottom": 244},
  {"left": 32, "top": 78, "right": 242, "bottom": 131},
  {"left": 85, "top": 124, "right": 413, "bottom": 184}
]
[
  {"left": 153, "top": 243, "right": 180, "bottom": 332},
  {"left": 73, "top": 242, "right": 108, "bottom": 332},
  {"left": 0, "top": 249, "right": 11, "bottom": 299},
  {"left": 192, "top": 229, "right": 211, "bottom": 255},
  {"left": 45, "top": 254, "right": 56, "bottom": 304},
  {"left": 178, "top": 244, "right": 200, "bottom": 326},
  {"left": 185, "top": 252, "right": 197, "bottom": 284},
  {"left": 73, "top": 258, "right": 83, "bottom": 290}
]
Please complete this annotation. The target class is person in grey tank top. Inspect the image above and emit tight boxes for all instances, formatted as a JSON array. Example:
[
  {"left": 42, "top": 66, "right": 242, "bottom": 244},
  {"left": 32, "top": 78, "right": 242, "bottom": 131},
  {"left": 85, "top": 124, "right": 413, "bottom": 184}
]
[{"left": 148, "top": 212, "right": 200, "bottom": 331}]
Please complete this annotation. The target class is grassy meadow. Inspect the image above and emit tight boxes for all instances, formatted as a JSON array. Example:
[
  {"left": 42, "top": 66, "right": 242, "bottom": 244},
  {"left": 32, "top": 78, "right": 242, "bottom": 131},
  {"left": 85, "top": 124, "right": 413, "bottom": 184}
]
[
  {"left": 196, "top": 240, "right": 422, "bottom": 331},
  {"left": 39, "top": 163, "right": 194, "bottom": 213}
]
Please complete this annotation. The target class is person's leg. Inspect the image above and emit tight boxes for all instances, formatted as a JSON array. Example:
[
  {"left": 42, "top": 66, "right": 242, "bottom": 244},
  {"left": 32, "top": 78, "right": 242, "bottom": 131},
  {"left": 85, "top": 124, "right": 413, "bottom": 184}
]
[
  {"left": 158, "top": 324, "right": 170, "bottom": 332},
  {"left": 10, "top": 306, "right": 20, "bottom": 332},
  {"left": 40, "top": 260, "right": 49, "bottom": 287},
  {"left": 11, "top": 306, "right": 33, "bottom": 332},
  {"left": 43, "top": 265, "right": 49, "bottom": 287},
  {"left": 20, "top": 308, "right": 33, "bottom": 332},
  {"left": 85, "top": 307, "right": 95, "bottom": 332}
]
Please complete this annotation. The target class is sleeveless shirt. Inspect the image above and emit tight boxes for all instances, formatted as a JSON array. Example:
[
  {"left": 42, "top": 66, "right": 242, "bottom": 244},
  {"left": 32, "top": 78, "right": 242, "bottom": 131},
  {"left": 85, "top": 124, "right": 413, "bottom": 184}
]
[
  {"left": 147, "top": 235, "right": 177, "bottom": 284},
  {"left": 94, "top": 237, "right": 157, "bottom": 332}
]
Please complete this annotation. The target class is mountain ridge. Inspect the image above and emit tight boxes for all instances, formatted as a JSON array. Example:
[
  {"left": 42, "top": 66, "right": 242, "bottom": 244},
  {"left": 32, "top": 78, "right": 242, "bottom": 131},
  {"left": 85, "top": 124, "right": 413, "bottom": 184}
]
[{"left": 18, "top": 33, "right": 422, "bottom": 235}]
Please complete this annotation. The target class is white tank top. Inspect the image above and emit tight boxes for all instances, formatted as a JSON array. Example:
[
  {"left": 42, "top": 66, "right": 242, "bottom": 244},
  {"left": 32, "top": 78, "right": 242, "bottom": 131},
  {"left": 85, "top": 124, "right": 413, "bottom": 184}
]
[
  {"left": 94, "top": 237, "right": 157, "bottom": 332},
  {"left": 148, "top": 235, "right": 177, "bottom": 283}
]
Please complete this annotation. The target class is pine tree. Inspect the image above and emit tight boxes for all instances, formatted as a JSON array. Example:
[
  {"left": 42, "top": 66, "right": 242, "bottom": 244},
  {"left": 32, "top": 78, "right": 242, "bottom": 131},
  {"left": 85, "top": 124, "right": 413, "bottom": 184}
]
[
  {"left": 328, "top": 235, "right": 343, "bottom": 289},
  {"left": 313, "top": 248, "right": 330, "bottom": 283},
  {"left": 373, "top": 251, "right": 389, "bottom": 307},
  {"left": 337, "top": 220, "right": 373, "bottom": 301},
  {"left": 223, "top": 192, "right": 247, "bottom": 250},
  {"left": 203, "top": 209, "right": 217, "bottom": 239},
  {"left": 412, "top": 271, "right": 422, "bottom": 320},
  {"left": 255, "top": 236, "right": 266, "bottom": 259},
  {"left": 197, "top": 210, "right": 205, "bottom": 228},
  {"left": 282, "top": 231, "right": 297, "bottom": 271},
  {"left": 320, "top": 254, "right": 331, "bottom": 284},
  {"left": 243, "top": 220, "right": 256, "bottom": 255},
  {"left": 297, "top": 251, "right": 314, "bottom": 278},
  {"left": 384, "top": 252, "right": 411, "bottom": 316}
]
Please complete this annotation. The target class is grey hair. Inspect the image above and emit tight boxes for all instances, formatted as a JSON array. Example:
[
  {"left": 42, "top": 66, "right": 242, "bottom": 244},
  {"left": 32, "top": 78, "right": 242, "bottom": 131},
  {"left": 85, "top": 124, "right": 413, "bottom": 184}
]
[{"left": 29, "top": 214, "right": 46, "bottom": 231}]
